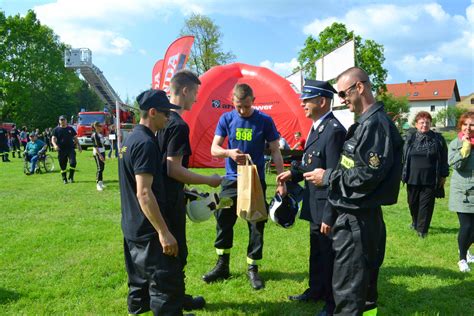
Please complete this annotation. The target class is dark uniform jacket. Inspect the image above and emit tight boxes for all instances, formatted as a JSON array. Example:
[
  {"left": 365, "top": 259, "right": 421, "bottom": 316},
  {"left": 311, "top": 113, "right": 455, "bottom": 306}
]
[
  {"left": 323, "top": 102, "right": 403, "bottom": 212},
  {"left": 291, "top": 112, "right": 346, "bottom": 225}
]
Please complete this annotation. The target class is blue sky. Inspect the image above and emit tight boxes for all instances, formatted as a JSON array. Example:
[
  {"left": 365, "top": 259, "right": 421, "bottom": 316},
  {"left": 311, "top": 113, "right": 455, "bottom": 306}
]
[{"left": 2, "top": 0, "right": 473, "bottom": 100}]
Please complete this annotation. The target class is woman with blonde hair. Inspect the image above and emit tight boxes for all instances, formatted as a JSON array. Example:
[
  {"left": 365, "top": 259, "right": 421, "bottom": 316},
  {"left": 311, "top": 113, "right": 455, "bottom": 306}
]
[{"left": 448, "top": 111, "right": 474, "bottom": 272}]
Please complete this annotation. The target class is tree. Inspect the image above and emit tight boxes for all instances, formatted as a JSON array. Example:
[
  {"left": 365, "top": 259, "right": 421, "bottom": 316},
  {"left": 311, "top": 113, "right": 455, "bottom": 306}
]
[
  {"left": 297, "top": 22, "right": 387, "bottom": 93},
  {"left": 180, "top": 14, "right": 235, "bottom": 76},
  {"left": 0, "top": 10, "right": 102, "bottom": 130},
  {"left": 376, "top": 93, "right": 409, "bottom": 130},
  {"left": 434, "top": 107, "right": 468, "bottom": 127}
]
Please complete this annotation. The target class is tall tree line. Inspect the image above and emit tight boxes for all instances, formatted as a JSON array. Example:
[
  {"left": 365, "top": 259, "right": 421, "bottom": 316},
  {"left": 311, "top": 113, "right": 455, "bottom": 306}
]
[{"left": 0, "top": 10, "right": 102, "bottom": 130}]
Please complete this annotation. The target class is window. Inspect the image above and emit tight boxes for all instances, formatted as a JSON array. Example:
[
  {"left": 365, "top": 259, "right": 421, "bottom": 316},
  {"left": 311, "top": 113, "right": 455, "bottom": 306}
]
[
  {"left": 430, "top": 105, "right": 435, "bottom": 112},
  {"left": 471, "top": 98, "right": 474, "bottom": 105},
  {"left": 433, "top": 90, "right": 438, "bottom": 96},
  {"left": 413, "top": 92, "right": 419, "bottom": 96}
]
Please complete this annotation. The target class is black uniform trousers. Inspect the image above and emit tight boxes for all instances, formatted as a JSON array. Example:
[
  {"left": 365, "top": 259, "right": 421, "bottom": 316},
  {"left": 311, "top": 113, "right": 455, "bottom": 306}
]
[
  {"left": 0, "top": 143, "right": 9, "bottom": 161},
  {"left": 58, "top": 148, "right": 76, "bottom": 178},
  {"left": 214, "top": 180, "right": 267, "bottom": 262},
  {"left": 124, "top": 237, "right": 185, "bottom": 316},
  {"left": 11, "top": 139, "right": 21, "bottom": 157},
  {"left": 309, "top": 223, "right": 335, "bottom": 312},
  {"left": 93, "top": 155, "right": 105, "bottom": 182},
  {"left": 332, "top": 207, "right": 386, "bottom": 316},
  {"left": 407, "top": 185, "right": 436, "bottom": 234}
]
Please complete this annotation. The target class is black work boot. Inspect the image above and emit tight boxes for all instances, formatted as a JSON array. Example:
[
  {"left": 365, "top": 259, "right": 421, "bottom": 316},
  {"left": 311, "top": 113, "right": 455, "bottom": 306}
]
[
  {"left": 4, "top": 153, "right": 10, "bottom": 162},
  {"left": 183, "top": 294, "right": 206, "bottom": 311},
  {"left": 68, "top": 169, "right": 75, "bottom": 183},
  {"left": 202, "top": 254, "right": 230, "bottom": 283},
  {"left": 247, "top": 264, "right": 264, "bottom": 290}
]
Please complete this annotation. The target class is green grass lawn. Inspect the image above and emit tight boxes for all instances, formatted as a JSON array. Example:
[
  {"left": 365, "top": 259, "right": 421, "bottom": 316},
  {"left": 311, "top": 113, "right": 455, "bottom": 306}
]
[{"left": 1, "top": 151, "right": 473, "bottom": 315}]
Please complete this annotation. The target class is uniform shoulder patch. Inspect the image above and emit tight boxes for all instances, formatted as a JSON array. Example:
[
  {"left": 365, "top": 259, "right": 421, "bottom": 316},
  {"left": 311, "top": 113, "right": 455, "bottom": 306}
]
[{"left": 368, "top": 152, "right": 381, "bottom": 169}]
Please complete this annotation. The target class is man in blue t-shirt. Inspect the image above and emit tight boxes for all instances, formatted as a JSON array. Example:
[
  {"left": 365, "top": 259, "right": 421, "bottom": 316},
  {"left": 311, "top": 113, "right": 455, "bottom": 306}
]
[
  {"left": 203, "top": 83, "right": 286, "bottom": 290},
  {"left": 24, "top": 133, "right": 47, "bottom": 174}
]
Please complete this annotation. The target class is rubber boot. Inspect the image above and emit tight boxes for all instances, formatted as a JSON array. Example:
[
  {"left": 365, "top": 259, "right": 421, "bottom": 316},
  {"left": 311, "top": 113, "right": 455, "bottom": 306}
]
[
  {"left": 62, "top": 170, "right": 68, "bottom": 184},
  {"left": 68, "top": 169, "right": 75, "bottom": 183},
  {"left": 247, "top": 264, "right": 264, "bottom": 290},
  {"left": 4, "top": 153, "right": 11, "bottom": 162},
  {"left": 202, "top": 254, "right": 230, "bottom": 283}
]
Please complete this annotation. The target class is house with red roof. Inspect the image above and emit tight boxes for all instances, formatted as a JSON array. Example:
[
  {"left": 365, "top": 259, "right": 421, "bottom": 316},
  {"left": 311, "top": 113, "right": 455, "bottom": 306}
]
[{"left": 386, "top": 79, "right": 461, "bottom": 127}]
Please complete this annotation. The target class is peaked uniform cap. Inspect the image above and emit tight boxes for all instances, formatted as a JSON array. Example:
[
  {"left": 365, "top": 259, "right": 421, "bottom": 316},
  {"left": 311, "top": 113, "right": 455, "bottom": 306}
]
[{"left": 300, "top": 79, "right": 337, "bottom": 100}]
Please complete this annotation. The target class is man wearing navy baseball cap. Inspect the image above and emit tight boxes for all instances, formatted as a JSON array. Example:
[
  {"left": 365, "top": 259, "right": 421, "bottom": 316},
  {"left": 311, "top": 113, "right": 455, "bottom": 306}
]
[
  {"left": 119, "top": 89, "right": 187, "bottom": 315},
  {"left": 278, "top": 79, "right": 346, "bottom": 316}
]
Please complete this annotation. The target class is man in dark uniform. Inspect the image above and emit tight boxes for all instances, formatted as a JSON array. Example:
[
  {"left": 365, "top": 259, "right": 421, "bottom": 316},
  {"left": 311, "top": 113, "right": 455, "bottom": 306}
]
[
  {"left": 278, "top": 80, "right": 346, "bottom": 316},
  {"left": 0, "top": 122, "right": 10, "bottom": 162},
  {"left": 51, "top": 115, "right": 81, "bottom": 184},
  {"left": 312, "top": 67, "right": 403, "bottom": 315},
  {"left": 204, "top": 83, "right": 286, "bottom": 290},
  {"left": 9, "top": 124, "right": 22, "bottom": 158},
  {"left": 119, "top": 89, "right": 186, "bottom": 315},
  {"left": 156, "top": 70, "right": 222, "bottom": 311}
]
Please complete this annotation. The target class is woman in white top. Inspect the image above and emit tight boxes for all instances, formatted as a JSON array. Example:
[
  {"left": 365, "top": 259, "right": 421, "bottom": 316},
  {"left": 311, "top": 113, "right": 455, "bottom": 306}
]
[{"left": 91, "top": 121, "right": 106, "bottom": 191}]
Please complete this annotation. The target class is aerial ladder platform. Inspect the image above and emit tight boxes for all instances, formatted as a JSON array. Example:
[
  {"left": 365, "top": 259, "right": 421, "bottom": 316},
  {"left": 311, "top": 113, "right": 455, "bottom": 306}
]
[{"left": 64, "top": 48, "right": 124, "bottom": 109}]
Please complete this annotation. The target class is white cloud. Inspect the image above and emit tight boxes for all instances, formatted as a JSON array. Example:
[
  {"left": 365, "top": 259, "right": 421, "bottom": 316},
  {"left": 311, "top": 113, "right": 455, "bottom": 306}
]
[
  {"left": 259, "top": 58, "right": 300, "bottom": 77},
  {"left": 302, "top": 2, "right": 473, "bottom": 83},
  {"left": 33, "top": 0, "right": 206, "bottom": 55}
]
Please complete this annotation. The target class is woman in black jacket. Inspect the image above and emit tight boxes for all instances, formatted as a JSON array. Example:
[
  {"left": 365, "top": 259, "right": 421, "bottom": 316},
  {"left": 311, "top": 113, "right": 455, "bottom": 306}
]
[{"left": 402, "top": 111, "right": 449, "bottom": 238}]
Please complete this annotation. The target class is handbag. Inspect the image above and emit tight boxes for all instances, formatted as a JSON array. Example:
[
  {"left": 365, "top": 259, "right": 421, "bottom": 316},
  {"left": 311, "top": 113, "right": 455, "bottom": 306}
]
[{"left": 236, "top": 155, "right": 268, "bottom": 222}]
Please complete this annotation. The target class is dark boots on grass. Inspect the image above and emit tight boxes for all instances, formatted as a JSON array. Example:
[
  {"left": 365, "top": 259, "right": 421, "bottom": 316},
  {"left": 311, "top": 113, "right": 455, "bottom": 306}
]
[
  {"left": 202, "top": 254, "right": 230, "bottom": 283},
  {"left": 202, "top": 254, "right": 264, "bottom": 290}
]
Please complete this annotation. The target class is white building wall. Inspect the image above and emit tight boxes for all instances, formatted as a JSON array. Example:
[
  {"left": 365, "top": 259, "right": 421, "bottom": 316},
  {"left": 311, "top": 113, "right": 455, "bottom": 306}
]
[{"left": 408, "top": 92, "right": 457, "bottom": 127}]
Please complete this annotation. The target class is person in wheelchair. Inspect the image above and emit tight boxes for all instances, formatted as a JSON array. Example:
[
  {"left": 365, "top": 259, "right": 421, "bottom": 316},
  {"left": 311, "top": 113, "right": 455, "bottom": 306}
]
[{"left": 24, "top": 132, "right": 47, "bottom": 175}]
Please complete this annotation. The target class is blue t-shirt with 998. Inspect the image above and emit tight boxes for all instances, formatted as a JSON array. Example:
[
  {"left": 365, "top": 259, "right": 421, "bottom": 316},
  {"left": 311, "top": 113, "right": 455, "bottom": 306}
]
[{"left": 215, "top": 109, "right": 279, "bottom": 181}]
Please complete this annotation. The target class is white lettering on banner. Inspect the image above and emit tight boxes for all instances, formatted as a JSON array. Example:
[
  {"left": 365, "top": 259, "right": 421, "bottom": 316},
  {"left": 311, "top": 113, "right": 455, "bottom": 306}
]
[
  {"left": 153, "top": 72, "right": 161, "bottom": 89},
  {"left": 161, "top": 53, "right": 180, "bottom": 92},
  {"left": 253, "top": 105, "right": 273, "bottom": 111}
]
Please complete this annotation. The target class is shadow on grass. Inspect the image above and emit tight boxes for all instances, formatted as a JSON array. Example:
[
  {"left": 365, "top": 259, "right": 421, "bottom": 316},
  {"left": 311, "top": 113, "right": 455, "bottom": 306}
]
[
  {"left": 0, "top": 288, "right": 20, "bottom": 305},
  {"left": 380, "top": 265, "right": 474, "bottom": 314},
  {"left": 428, "top": 226, "right": 459, "bottom": 234},
  {"left": 261, "top": 270, "right": 307, "bottom": 283},
  {"left": 73, "top": 179, "right": 120, "bottom": 184},
  {"left": 204, "top": 300, "right": 320, "bottom": 316}
]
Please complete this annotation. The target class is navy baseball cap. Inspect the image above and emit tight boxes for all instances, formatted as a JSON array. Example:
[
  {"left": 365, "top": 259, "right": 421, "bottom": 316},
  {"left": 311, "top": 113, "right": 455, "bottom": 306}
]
[
  {"left": 300, "top": 79, "right": 337, "bottom": 100},
  {"left": 59, "top": 115, "right": 66, "bottom": 120},
  {"left": 136, "top": 89, "right": 180, "bottom": 111}
]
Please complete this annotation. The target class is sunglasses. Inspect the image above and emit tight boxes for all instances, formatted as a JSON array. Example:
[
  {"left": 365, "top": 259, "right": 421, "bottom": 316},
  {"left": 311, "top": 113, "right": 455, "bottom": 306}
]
[
  {"left": 338, "top": 81, "right": 366, "bottom": 99},
  {"left": 156, "top": 110, "right": 171, "bottom": 118}
]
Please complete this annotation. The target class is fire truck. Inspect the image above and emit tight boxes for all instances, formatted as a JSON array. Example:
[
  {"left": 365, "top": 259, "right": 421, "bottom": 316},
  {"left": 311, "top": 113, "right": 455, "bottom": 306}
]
[
  {"left": 65, "top": 48, "right": 135, "bottom": 150},
  {"left": 73, "top": 111, "right": 112, "bottom": 150}
]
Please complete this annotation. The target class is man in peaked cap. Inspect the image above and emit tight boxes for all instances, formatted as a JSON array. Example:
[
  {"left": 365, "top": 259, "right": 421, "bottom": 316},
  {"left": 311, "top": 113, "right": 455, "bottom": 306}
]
[
  {"left": 278, "top": 79, "right": 346, "bottom": 316},
  {"left": 119, "top": 89, "right": 195, "bottom": 315}
]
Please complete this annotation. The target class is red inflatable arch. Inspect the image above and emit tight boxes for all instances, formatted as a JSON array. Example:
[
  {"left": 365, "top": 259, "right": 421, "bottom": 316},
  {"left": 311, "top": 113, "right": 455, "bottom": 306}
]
[{"left": 182, "top": 63, "right": 311, "bottom": 168}]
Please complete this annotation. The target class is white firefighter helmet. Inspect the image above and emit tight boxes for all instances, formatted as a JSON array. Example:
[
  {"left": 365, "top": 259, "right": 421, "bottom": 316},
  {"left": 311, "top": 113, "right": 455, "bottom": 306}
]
[
  {"left": 186, "top": 191, "right": 219, "bottom": 223},
  {"left": 269, "top": 193, "right": 299, "bottom": 228}
]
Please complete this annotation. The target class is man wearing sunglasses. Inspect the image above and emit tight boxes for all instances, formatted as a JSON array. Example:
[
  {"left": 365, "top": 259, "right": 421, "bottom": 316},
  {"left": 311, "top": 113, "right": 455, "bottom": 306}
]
[
  {"left": 156, "top": 70, "right": 222, "bottom": 311},
  {"left": 310, "top": 67, "right": 403, "bottom": 315},
  {"left": 52, "top": 115, "right": 81, "bottom": 184}
]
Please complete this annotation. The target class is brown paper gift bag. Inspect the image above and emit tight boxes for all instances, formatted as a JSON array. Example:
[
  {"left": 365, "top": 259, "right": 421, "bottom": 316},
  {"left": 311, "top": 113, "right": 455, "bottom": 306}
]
[{"left": 236, "top": 155, "right": 268, "bottom": 222}]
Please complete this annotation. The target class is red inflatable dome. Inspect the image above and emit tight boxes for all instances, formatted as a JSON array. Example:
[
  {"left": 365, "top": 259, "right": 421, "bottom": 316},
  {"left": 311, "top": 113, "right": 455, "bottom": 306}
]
[{"left": 182, "top": 63, "right": 311, "bottom": 168}]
